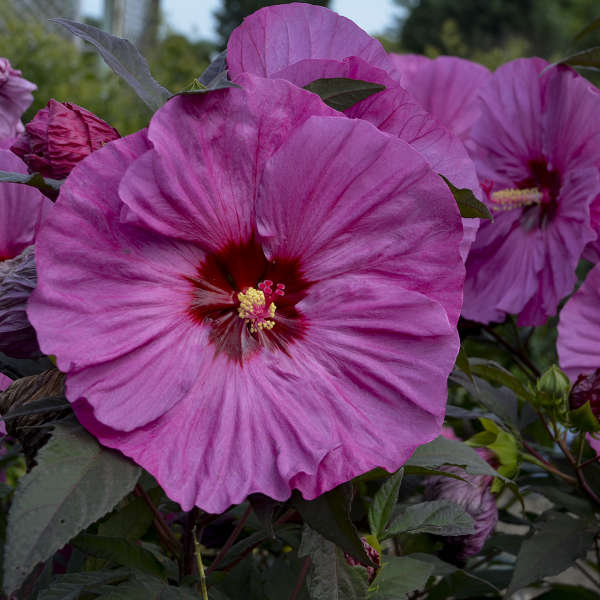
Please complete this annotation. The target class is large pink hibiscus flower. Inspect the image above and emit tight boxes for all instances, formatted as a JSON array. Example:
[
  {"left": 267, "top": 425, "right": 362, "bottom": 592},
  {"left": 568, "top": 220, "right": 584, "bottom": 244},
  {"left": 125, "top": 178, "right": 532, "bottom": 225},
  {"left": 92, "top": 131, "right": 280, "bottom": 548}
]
[
  {"left": 227, "top": 3, "right": 481, "bottom": 264},
  {"left": 388, "top": 54, "right": 491, "bottom": 141},
  {"left": 29, "top": 75, "right": 464, "bottom": 513},
  {"left": 462, "top": 58, "right": 600, "bottom": 326},
  {"left": 0, "top": 150, "right": 50, "bottom": 357}
]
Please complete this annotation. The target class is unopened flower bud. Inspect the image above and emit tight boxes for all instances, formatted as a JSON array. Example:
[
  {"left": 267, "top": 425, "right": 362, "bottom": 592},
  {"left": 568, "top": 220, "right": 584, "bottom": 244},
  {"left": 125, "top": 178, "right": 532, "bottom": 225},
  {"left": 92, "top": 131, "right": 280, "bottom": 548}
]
[
  {"left": 11, "top": 99, "right": 120, "bottom": 179},
  {"left": 425, "top": 467, "right": 498, "bottom": 565},
  {"left": 568, "top": 370, "right": 600, "bottom": 433},
  {"left": 536, "top": 365, "right": 571, "bottom": 408},
  {"left": 0, "top": 245, "right": 39, "bottom": 357},
  {"left": 344, "top": 538, "right": 380, "bottom": 583}
]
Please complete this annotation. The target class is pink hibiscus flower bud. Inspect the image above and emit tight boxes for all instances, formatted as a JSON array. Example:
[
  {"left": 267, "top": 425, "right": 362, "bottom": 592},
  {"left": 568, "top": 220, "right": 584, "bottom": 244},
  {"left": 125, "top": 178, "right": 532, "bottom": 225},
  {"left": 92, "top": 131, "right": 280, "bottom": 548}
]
[
  {"left": 425, "top": 467, "right": 498, "bottom": 565},
  {"left": 0, "top": 58, "right": 36, "bottom": 142},
  {"left": 344, "top": 538, "right": 380, "bottom": 583},
  {"left": 569, "top": 370, "right": 600, "bottom": 418},
  {"left": 11, "top": 99, "right": 120, "bottom": 179}
]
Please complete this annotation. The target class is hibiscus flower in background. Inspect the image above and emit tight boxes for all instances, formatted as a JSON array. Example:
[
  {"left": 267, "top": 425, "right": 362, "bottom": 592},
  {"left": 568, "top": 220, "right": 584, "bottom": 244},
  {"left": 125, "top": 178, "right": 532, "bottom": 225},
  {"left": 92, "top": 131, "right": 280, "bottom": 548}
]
[
  {"left": 0, "top": 57, "right": 36, "bottom": 145},
  {"left": 227, "top": 2, "right": 482, "bottom": 264},
  {"left": 0, "top": 149, "right": 51, "bottom": 358},
  {"left": 388, "top": 54, "right": 491, "bottom": 142},
  {"left": 462, "top": 58, "right": 600, "bottom": 326},
  {"left": 28, "top": 74, "right": 464, "bottom": 513}
]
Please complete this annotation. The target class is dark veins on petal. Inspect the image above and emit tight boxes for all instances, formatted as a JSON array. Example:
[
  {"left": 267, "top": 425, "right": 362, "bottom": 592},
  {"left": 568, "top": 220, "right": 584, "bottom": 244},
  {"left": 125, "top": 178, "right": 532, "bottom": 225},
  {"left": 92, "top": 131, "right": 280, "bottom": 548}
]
[{"left": 186, "top": 234, "right": 310, "bottom": 363}]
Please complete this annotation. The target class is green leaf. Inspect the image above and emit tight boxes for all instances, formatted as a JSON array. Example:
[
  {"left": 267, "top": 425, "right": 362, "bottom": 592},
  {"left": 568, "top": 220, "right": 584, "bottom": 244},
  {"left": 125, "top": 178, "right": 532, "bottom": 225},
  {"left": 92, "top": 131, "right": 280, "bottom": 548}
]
[
  {"left": 298, "top": 525, "right": 369, "bottom": 600},
  {"left": 369, "top": 556, "right": 433, "bottom": 599},
  {"left": 507, "top": 513, "right": 596, "bottom": 595},
  {"left": 368, "top": 469, "right": 403, "bottom": 539},
  {"left": 440, "top": 175, "right": 492, "bottom": 220},
  {"left": 385, "top": 500, "right": 475, "bottom": 539},
  {"left": 0, "top": 353, "right": 54, "bottom": 380},
  {"left": 99, "top": 487, "right": 163, "bottom": 540},
  {"left": 575, "top": 17, "right": 600, "bottom": 41},
  {"left": 406, "top": 435, "right": 501, "bottom": 480},
  {"left": 72, "top": 534, "right": 165, "bottom": 579},
  {"left": 3, "top": 421, "right": 140, "bottom": 594},
  {"left": 570, "top": 401, "right": 600, "bottom": 433},
  {"left": 51, "top": 19, "right": 171, "bottom": 111},
  {"left": 293, "top": 484, "right": 373, "bottom": 567},
  {"left": 37, "top": 568, "right": 131, "bottom": 600},
  {"left": 535, "top": 584, "right": 600, "bottom": 599},
  {"left": 469, "top": 358, "right": 535, "bottom": 403},
  {"left": 303, "top": 78, "right": 385, "bottom": 111},
  {"left": 559, "top": 46, "right": 600, "bottom": 70},
  {"left": 0, "top": 170, "right": 62, "bottom": 200},
  {"left": 455, "top": 346, "right": 473, "bottom": 382},
  {"left": 403, "top": 465, "right": 468, "bottom": 482},
  {"left": 175, "top": 52, "right": 240, "bottom": 96},
  {"left": 93, "top": 572, "right": 201, "bottom": 599}
]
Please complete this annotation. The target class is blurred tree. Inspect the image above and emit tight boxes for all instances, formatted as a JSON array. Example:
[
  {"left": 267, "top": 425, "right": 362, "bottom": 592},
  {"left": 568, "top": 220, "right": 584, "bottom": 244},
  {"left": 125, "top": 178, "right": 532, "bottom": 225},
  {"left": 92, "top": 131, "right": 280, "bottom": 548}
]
[
  {"left": 0, "top": 0, "right": 213, "bottom": 135},
  {"left": 215, "top": 0, "right": 331, "bottom": 48},
  {"left": 392, "top": 0, "right": 600, "bottom": 66}
]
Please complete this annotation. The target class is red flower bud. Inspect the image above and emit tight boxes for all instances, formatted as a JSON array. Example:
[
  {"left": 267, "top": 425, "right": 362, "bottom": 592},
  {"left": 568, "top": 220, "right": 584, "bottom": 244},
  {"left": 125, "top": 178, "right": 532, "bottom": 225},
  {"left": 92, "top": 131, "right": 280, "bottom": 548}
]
[
  {"left": 11, "top": 99, "right": 120, "bottom": 179},
  {"left": 344, "top": 538, "right": 380, "bottom": 583},
  {"left": 570, "top": 369, "right": 600, "bottom": 419}
]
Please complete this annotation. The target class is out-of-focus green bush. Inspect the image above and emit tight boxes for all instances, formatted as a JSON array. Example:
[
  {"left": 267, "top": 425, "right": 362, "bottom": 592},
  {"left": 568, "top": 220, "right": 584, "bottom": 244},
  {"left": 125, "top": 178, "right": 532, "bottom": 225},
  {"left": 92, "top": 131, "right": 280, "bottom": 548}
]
[{"left": 0, "top": 0, "right": 214, "bottom": 135}]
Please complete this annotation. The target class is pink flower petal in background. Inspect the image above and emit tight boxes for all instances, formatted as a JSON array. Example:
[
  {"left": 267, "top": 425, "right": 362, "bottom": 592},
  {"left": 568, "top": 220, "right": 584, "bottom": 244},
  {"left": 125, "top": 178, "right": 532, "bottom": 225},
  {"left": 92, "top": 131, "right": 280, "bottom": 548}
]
[
  {"left": 558, "top": 264, "right": 600, "bottom": 380},
  {"left": 227, "top": 2, "right": 392, "bottom": 79},
  {"left": 0, "top": 58, "right": 35, "bottom": 142},
  {"left": 30, "top": 78, "right": 463, "bottom": 512},
  {"left": 463, "top": 58, "right": 600, "bottom": 326},
  {"left": 389, "top": 55, "right": 491, "bottom": 141}
]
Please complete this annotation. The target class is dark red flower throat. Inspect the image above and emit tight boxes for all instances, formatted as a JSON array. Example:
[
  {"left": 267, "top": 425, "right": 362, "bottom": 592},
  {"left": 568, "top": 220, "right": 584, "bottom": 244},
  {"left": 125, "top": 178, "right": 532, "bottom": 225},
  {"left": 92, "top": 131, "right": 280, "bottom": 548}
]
[{"left": 187, "top": 235, "right": 309, "bottom": 363}]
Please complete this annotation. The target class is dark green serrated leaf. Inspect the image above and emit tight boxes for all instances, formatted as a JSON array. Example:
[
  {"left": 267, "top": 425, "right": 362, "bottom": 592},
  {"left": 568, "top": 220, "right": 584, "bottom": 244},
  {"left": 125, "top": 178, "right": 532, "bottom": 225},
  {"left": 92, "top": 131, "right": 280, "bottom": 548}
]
[
  {"left": 404, "top": 465, "right": 468, "bottom": 482},
  {"left": 51, "top": 19, "right": 170, "bottom": 111},
  {"left": 368, "top": 469, "right": 403, "bottom": 539},
  {"left": 559, "top": 46, "right": 600, "bottom": 70},
  {"left": 2, "top": 396, "right": 70, "bottom": 421},
  {"left": 535, "top": 584, "right": 600, "bottom": 599},
  {"left": 370, "top": 556, "right": 433, "bottom": 599},
  {"left": 406, "top": 435, "right": 501, "bottom": 480},
  {"left": 3, "top": 421, "right": 140, "bottom": 594},
  {"left": 575, "top": 18, "right": 600, "bottom": 41},
  {"left": 441, "top": 175, "right": 492, "bottom": 220},
  {"left": 293, "top": 484, "right": 373, "bottom": 567},
  {"left": 507, "top": 513, "right": 596, "bottom": 595},
  {"left": 72, "top": 534, "right": 165, "bottom": 579},
  {"left": 298, "top": 525, "right": 369, "bottom": 600},
  {"left": 385, "top": 500, "right": 474, "bottom": 539},
  {"left": 0, "top": 170, "right": 62, "bottom": 200},
  {"left": 0, "top": 353, "right": 54, "bottom": 380},
  {"left": 37, "top": 568, "right": 131, "bottom": 600},
  {"left": 455, "top": 346, "right": 473, "bottom": 382},
  {"left": 93, "top": 572, "right": 200, "bottom": 600},
  {"left": 469, "top": 358, "right": 535, "bottom": 403},
  {"left": 99, "top": 487, "right": 163, "bottom": 540},
  {"left": 304, "top": 78, "right": 385, "bottom": 111}
]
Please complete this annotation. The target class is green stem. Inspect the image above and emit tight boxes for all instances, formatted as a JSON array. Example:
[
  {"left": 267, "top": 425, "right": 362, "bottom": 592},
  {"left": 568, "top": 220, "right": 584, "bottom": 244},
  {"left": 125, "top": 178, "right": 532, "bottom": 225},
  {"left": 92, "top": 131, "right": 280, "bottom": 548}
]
[
  {"left": 193, "top": 528, "right": 209, "bottom": 600},
  {"left": 480, "top": 324, "right": 540, "bottom": 379},
  {"left": 522, "top": 452, "right": 577, "bottom": 484},
  {"left": 557, "top": 436, "right": 600, "bottom": 506}
]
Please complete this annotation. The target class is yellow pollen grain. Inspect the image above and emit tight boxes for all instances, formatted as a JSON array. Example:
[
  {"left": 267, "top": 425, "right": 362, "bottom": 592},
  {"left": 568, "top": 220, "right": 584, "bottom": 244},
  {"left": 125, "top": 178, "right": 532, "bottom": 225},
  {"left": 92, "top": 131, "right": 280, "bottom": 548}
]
[
  {"left": 237, "top": 287, "right": 276, "bottom": 333},
  {"left": 490, "top": 187, "right": 543, "bottom": 212}
]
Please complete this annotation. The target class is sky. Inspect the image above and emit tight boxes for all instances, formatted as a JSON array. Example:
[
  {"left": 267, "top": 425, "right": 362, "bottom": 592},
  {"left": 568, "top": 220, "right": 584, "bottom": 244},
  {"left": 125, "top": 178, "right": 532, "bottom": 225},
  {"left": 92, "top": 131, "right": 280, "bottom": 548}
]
[{"left": 81, "top": 0, "right": 399, "bottom": 42}]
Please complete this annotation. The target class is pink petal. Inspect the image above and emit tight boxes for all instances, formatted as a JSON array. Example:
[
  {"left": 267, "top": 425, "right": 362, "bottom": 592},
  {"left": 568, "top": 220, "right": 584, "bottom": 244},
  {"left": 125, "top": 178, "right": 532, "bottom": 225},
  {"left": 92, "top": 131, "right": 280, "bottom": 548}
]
[
  {"left": 29, "top": 132, "right": 216, "bottom": 429},
  {"left": 119, "top": 74, "right": 338, "bottom": 252},
  {"left": 227, "top": 3, "right": 391, "bottom": 79},
  {"left": 256, "top": 116, "right": 464, "bottom": 325},
  {"left": 390, "top": 55, "right": 491, "bottom": 140},
  {"left": 73, "top": 273, "right": 457, "bottom": 513},
  {"left": 558, "top": 263, "right": 600, "bottom": 380},
  {"left": 0, "top": 59, "right": 36, "bottom": 141},
  {"left": 0, "top": 150, "right": 51, "bottom": 259}
]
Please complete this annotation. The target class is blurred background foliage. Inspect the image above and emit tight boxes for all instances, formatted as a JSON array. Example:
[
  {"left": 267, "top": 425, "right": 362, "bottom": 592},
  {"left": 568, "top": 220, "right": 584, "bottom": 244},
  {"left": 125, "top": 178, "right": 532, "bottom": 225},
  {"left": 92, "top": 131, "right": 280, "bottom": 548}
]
[{"left": 0, "top": 0, "right": 599, "bottom": 134}]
